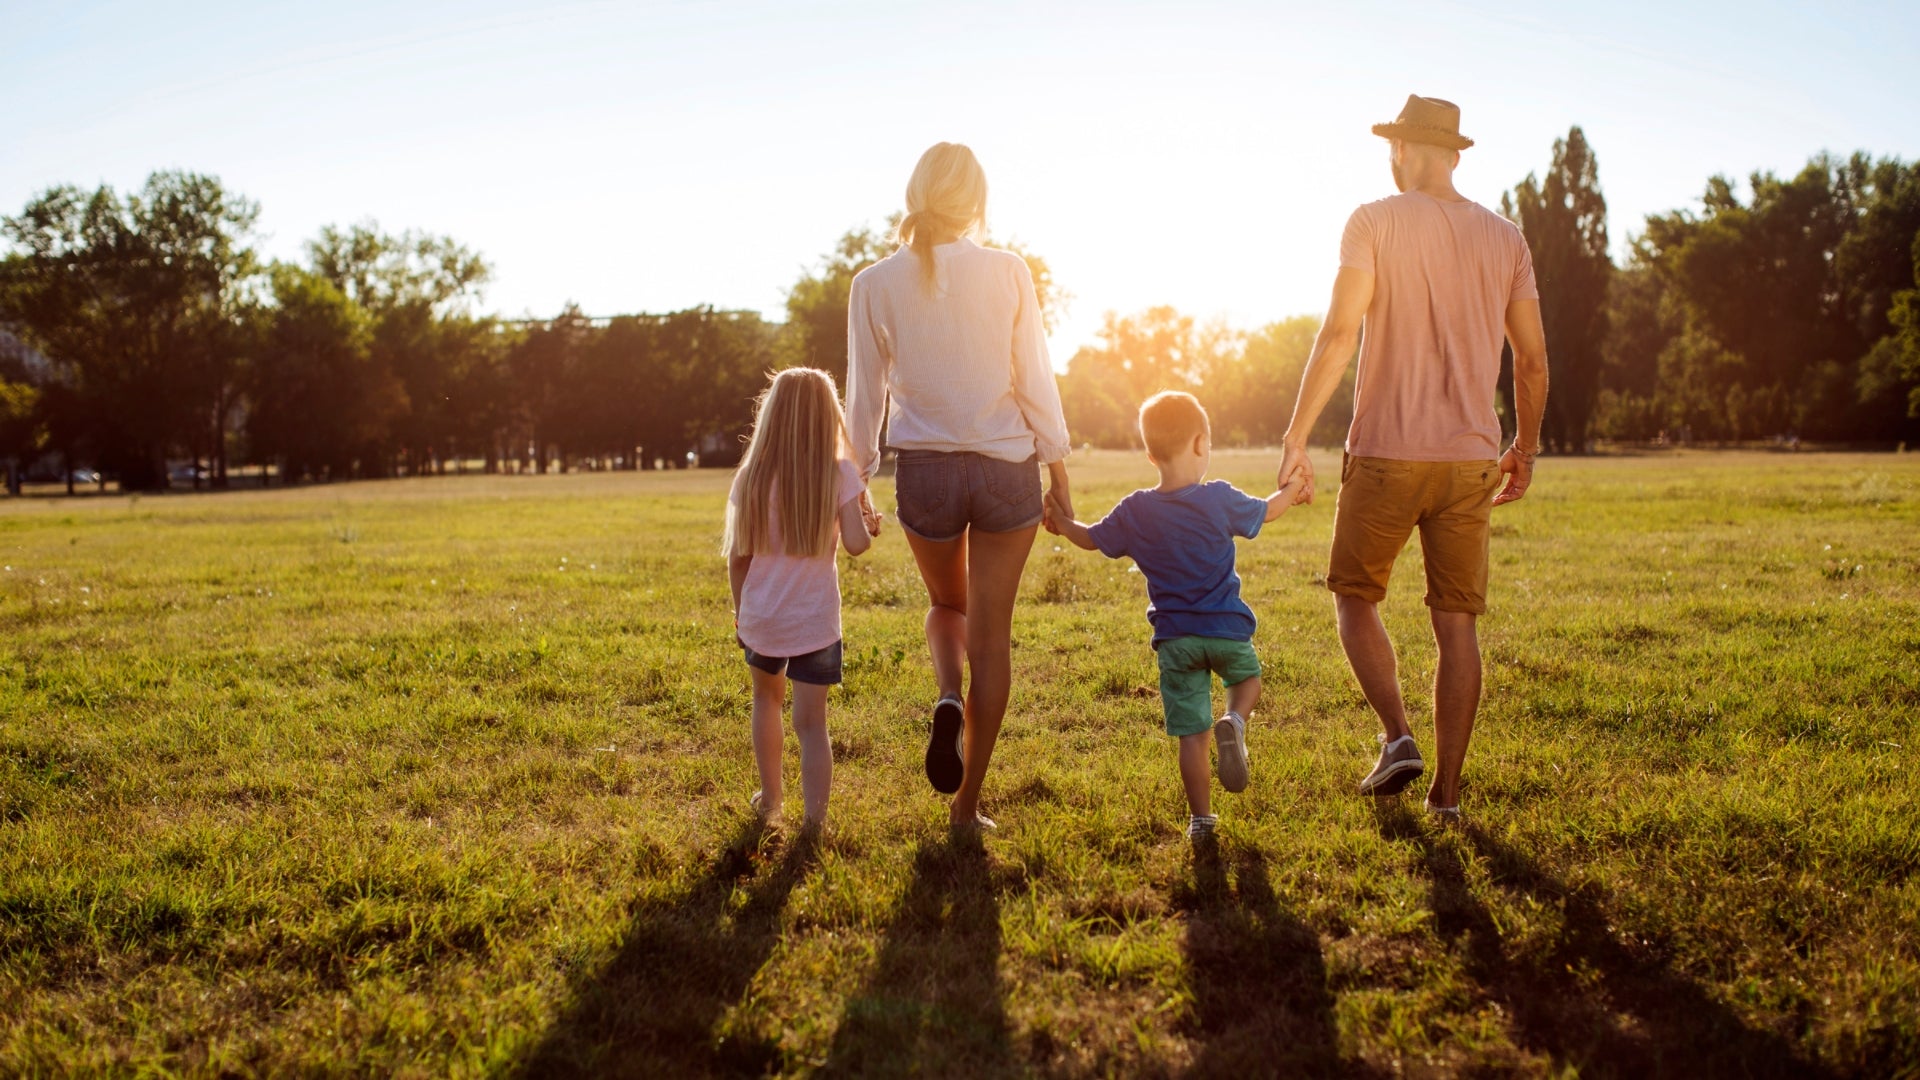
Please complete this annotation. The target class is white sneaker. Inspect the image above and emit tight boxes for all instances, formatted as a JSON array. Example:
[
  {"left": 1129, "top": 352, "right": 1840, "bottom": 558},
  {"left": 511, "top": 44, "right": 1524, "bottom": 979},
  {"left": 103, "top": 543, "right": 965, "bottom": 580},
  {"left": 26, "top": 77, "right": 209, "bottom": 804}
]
[{"left": 1213, "top": 712, "right": 1250, "bottom": 793}]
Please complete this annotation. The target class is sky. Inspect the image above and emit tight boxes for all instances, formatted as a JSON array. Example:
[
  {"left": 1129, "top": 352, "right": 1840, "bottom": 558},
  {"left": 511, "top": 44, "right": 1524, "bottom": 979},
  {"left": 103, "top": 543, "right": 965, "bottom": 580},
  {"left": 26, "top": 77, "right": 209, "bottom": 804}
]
[{"left": 4, "top": 0, "right": 1918, "bottom": 363}]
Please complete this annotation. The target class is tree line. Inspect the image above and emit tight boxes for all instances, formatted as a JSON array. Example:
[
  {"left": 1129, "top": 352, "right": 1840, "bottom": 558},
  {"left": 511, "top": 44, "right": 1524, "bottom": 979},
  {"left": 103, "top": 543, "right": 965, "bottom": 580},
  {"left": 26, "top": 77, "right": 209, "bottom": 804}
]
[
  {"left": 1057, "top": 129, "right": 1920, "bottom": 453},
  {"left": 4, "top": 134, "right": 1917, "bottom": 494}
]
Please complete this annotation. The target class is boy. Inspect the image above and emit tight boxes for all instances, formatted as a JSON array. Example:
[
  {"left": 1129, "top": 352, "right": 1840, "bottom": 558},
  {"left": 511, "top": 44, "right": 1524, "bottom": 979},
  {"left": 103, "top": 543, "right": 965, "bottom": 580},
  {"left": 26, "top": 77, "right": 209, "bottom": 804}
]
[{"left": 1045, "top": 391, "right": 1305, "bottom": 842}]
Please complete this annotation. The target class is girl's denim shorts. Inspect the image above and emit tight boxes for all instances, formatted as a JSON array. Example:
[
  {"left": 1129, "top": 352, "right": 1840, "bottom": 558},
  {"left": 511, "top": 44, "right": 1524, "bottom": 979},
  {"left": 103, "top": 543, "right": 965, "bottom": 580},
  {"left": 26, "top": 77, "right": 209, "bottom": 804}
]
[{"left": 892, "top": 450, "right": 1043, "bottom": 541}]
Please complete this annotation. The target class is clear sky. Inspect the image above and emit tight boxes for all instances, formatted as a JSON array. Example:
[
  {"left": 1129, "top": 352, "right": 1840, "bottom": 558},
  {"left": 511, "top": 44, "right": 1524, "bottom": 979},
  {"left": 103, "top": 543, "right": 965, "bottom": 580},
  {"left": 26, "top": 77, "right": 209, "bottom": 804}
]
[{"left": 5, "top": 0, "right": 1917, "bottom": 362}]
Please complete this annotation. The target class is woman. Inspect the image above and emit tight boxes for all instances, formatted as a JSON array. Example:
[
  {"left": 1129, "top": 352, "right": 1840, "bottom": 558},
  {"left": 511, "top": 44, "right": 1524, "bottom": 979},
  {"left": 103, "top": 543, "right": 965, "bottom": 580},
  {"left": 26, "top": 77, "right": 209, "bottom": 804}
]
[{"left": 847, "top": 142, "right": 1073, "bottom": 833}]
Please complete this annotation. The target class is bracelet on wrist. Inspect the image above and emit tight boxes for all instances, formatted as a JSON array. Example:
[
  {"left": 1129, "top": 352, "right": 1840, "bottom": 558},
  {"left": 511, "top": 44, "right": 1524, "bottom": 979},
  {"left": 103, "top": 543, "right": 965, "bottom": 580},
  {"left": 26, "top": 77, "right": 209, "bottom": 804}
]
[{"left": 1509, "top": 443, "right": 1539, "bottom": 461}]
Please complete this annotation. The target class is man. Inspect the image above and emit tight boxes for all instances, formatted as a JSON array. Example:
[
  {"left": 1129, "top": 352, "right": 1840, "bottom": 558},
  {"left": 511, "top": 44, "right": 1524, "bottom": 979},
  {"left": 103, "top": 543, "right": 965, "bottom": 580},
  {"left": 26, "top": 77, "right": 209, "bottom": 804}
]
[{"left": 1277, "top": 94, "right": 1549, "bottom": 819}]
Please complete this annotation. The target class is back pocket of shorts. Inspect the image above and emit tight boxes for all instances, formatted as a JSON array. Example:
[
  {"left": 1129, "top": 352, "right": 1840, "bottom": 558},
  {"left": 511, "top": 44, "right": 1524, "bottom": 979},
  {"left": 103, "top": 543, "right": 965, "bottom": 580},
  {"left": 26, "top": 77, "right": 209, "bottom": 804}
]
[
  {"left": 894, "top": 454, "right": 948, "bottom": 515},
  {"left": 983, "top": 456, "right": 1042, "bottom": 506}
]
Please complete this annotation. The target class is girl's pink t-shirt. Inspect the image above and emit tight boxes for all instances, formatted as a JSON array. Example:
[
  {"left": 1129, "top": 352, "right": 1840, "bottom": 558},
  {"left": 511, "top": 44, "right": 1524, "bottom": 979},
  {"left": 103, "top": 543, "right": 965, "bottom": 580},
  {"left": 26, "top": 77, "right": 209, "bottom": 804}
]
[{"left": 732, "top": 459, "right": 863, "bottom": 658}]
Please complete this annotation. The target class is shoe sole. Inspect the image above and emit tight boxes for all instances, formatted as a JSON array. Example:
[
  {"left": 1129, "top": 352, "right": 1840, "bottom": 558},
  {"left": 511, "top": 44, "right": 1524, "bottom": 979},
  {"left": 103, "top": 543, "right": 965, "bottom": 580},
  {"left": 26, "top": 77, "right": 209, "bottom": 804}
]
[
  {"left": 926, "top": 699, "right": 964, "bottom": 795},
  {"left": 1359, "top": 758, "right": 1424, "bottom": 797},
  {"left": 1213, "top": 717, "right": 1250, "bottom": 793}
]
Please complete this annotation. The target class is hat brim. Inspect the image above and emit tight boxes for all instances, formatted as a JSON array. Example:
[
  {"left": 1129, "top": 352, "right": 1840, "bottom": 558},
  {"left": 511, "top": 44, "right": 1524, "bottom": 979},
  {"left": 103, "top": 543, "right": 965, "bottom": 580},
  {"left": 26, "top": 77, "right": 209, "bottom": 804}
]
[{"left": 1372, "top": 122, "right": 1473, "bottom": 150}]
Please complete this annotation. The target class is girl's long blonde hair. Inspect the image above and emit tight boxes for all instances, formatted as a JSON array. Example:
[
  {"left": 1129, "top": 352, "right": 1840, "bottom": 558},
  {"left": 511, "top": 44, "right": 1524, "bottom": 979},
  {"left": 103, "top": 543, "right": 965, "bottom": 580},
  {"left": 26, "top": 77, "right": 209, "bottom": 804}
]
[
  {"left": 723, "top": 367, "right": 848, "bottom": 559},
  {"left": 897, "top": 142, "right": 988, "bottom": 295}
]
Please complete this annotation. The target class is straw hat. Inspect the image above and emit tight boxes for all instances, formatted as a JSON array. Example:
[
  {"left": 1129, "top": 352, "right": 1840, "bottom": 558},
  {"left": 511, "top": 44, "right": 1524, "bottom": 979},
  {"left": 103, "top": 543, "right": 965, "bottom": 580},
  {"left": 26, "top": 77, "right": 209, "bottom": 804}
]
[{"left": 1371, "top": 95, "right": 1474, "bottom": 150}]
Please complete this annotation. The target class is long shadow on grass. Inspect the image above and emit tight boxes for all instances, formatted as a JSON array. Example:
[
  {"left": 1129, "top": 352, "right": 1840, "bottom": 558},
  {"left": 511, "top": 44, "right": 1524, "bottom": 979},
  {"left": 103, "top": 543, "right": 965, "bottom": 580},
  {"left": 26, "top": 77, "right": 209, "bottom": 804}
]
[
  {"left": 819, "top": 833, "right": 1014, "bottom": 1077},
  {"left": 1377, "top": 805, "right": 1833, "bottom": 1077},
  {"left": 515, "top": 818, "right": 815, "bottom": 1077},
  {"left": 1177, "top": 844, "right": 1370, "bottom": 1077}
]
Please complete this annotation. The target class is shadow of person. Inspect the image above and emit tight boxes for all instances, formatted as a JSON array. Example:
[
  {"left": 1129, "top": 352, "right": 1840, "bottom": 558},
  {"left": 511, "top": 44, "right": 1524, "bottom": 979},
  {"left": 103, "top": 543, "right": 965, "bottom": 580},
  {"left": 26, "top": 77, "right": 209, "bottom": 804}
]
[
  {"left": 820, "top": 832, "right": 1015, "bottom": 1077},
  {"left": 1375, "top": 803, "right": 1835, "bottom": 1078},
  {"left": 514, "top": 818, "right": 818, "bottom": 1078},
  {"left": 1177, "top": 844, "right": 1363, "bottom": 1077}
]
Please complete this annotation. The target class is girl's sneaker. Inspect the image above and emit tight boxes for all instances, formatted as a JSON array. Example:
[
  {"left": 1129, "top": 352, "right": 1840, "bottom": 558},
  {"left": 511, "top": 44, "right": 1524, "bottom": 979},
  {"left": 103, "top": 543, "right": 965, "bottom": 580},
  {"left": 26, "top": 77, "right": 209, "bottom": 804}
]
[
  {"left": 749, "top": 790, "right": 782, "bottom": 823},
  {"left": 925, "top": 694, "right": 965, "bottom": 794},
  {"left": 1186, "top": 813, "right": 1219, "bottom": 842}
]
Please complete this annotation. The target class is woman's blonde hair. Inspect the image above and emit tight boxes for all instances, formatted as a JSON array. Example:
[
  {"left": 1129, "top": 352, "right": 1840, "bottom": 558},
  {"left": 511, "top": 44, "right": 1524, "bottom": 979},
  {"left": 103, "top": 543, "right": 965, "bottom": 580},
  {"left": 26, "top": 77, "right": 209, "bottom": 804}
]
[
  {"left": 897, "top": 142, "right": 988, "bottom": 294},
  {"left": 723, "top": 367, "right": 848, "bottom": 559}
]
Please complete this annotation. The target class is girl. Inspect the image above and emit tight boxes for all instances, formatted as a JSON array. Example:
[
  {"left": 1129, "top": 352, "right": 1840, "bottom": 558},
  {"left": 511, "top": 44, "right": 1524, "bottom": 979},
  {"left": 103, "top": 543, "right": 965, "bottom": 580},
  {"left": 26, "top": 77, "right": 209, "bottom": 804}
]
[{"left": 724, "top": 367, "right": 880, "bottom": 829}]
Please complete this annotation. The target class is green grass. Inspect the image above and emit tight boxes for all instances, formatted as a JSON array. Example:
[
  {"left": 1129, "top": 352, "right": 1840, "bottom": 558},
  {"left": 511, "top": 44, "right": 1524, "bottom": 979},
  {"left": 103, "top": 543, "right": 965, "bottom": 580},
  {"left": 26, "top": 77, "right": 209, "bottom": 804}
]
[{"left": 1, "top": 449, "right": 1916, "bottom": 1077}]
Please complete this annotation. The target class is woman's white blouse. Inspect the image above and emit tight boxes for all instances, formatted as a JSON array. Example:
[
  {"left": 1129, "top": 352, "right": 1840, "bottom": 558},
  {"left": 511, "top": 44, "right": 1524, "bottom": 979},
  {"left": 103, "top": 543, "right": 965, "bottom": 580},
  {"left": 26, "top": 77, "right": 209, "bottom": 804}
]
[{"left": 846, "top": 238, "right": 1072, "bottom": 480}]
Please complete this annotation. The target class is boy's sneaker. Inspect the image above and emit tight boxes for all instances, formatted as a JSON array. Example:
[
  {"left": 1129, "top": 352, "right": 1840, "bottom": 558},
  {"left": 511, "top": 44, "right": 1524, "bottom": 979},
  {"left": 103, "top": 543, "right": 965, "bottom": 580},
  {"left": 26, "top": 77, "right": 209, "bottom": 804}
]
[
  {"left": 1186, "top": 814, "right": 1219, "bottom": 842},
  {"left": 1213, "top": 712, "right": 1250, "bottom": 793},
  {"left": 1359, "top": 734, "right": 1424, "bottom": 796},
  {"left": 925, "top": 695, "right": 965, "bottom": 795}
]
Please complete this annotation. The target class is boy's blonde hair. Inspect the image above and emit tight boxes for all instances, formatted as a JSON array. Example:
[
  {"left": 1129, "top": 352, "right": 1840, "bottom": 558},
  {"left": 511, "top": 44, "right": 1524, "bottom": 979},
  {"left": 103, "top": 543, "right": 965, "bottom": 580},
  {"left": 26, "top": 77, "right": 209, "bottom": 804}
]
[
  {"left": 897, "top": 142, "right": 987, "bottom": 296},
  {"left": 724, "top": 367, "right": 848, "bottom": 559},
  {"left": 1139, "top": 390, "right": 1209, "bottom": 462}
]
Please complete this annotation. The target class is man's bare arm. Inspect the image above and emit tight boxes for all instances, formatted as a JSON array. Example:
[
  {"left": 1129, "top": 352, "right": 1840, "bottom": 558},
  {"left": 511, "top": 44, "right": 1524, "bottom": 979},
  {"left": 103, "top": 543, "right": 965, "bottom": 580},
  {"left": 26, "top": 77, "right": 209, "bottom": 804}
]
[
  {"left": 1496, "top": 297, "right": 1549, "bottom": 507},
  {"left": 1278, "top": 266, "right": 1375, "bottom": 503}
]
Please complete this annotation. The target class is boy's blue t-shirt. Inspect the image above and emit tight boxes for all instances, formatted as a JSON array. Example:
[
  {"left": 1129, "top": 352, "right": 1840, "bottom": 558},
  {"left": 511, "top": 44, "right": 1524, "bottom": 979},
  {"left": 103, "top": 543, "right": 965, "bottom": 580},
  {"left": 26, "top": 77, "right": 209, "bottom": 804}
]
[{"left": 1085, "top": 480, "right": 1268, "bottom": 645}]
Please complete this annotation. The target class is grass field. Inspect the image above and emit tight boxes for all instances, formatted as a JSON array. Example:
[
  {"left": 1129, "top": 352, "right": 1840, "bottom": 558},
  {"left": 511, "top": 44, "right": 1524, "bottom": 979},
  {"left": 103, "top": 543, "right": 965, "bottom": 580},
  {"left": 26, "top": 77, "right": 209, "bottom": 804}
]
[{"left": 1, "top": 448, "right": 1916, "bottom": 1077}]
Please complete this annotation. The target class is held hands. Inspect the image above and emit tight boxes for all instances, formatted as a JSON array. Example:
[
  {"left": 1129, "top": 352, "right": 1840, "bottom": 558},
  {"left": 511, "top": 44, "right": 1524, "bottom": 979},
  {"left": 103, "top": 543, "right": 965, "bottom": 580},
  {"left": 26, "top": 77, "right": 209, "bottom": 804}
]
[
  {"left": 1277, "top": 443, "right": 1316, "bottom": 505},
  {"left": 1041, "top": 490, "right": 1068, "bottom": 534},
  {"left": 1493, "top": 446, "right": 1535, "bottom": 506},
  {"left": 858, "top": 489, "right": 884, "bottom": 536}
]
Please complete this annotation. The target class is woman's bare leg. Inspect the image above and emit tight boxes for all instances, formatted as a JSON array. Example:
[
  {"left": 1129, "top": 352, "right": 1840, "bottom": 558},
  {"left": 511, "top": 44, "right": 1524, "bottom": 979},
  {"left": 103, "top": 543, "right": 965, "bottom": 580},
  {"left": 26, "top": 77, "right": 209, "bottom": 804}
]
[
  {"left": 904, "top": 530, "right": 968, "bottom": 700},
  {"left": 950, "top": 524, "right": 1037, "bottom": 824}
]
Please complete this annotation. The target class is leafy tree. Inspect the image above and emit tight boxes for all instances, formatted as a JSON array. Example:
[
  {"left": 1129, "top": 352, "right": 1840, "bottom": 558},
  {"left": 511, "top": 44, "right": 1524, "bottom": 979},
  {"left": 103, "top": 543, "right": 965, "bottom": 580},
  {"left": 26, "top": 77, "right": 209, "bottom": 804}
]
[
  {"left": 0, "top": 172, "right": 259, "bottom": 489},
  {"left": 248, "top": 264, "right": 405, "bottom": 481},
  {"left": 1503, "top": 126, "right": 1611, "bottom": 452},
  {"left": 1212, "top": 315, "right": 1353, "bottom": 447},
  {"left": 1058, "top": 307, "right": 1237, "bottom": 448}
]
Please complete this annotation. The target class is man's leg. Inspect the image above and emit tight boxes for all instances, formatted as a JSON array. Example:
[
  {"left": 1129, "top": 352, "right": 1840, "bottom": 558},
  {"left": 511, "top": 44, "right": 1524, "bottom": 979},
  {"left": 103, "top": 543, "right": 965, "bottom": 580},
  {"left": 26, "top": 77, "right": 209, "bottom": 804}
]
[
  {"left": 1427, "top": 610, "right": 1481, "bottom": 808},
  {"left": 1335, "top": 594, "right": 1411, "bottom": 742}
]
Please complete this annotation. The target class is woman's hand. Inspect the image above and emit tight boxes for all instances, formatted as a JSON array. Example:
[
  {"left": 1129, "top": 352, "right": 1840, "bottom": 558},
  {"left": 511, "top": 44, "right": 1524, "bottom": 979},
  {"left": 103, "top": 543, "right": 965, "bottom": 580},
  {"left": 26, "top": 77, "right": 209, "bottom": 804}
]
[
  {"left": 1045, "top": 461, "right": 1073, "bottom": 526},
  {"left": 858, "top": 489, "right": 884, "bottom": 536}
]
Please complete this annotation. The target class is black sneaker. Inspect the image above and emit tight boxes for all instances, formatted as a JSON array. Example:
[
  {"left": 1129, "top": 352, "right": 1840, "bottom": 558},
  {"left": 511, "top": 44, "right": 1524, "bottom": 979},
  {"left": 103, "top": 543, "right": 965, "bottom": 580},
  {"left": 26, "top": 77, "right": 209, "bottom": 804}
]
[{"left": 925, "top": 695, "right": 965, "bottom": 794}]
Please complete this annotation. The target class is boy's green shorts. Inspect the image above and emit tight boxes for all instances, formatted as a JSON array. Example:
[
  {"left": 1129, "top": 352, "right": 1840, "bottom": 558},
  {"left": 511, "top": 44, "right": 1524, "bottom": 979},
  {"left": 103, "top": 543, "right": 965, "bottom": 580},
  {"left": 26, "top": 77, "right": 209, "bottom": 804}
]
[{"left": 1155, "top": 635, "right": 1261, "bottom": 737}]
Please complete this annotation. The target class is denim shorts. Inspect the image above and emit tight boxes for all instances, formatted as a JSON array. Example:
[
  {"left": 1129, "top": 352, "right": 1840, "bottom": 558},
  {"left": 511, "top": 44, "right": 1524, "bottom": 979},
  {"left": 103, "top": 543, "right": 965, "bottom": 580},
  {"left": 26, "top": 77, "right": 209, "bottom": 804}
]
[
  {"left": 892, "top": 450, "right": 1043, "bottom": 542},
  {"left": 743, "top": 639, "right": 843, "bottom": 685}
]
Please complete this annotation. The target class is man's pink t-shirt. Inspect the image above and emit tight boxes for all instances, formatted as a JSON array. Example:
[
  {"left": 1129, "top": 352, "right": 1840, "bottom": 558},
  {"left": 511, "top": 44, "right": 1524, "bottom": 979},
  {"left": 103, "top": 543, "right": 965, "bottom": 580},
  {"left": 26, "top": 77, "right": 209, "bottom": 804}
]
[
  {"left": 1339, "top": 191, "right": 1539, "bottom": 461},
  {"left": 732, "top": 459, "right": 863, "bottom": 658}
]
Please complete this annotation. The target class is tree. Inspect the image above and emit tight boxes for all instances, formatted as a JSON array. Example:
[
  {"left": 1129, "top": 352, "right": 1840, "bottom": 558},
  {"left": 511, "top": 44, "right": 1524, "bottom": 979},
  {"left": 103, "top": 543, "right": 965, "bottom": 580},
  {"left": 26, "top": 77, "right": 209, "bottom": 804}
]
[
  {"left": 1502, "top": 126, "right": 1611, "bottom": 453},
  {"left": 248, "top": 264, "right": 405, "bottom": 481},
  {"left": 1058, "top": 307, "right": 1237, "bottom": 448},
  {"left": 1213, "top": 315, "right": 1354, "bottom": 447},
  {"left": 0, "top": 172, "right": 260, "bottom": 489}
]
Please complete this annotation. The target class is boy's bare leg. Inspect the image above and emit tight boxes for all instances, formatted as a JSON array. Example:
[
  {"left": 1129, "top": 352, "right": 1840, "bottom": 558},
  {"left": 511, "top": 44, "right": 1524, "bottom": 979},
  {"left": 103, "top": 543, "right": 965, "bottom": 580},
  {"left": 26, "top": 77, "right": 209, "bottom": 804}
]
[
  {"left": 1178, "top": 733, "right": 1212, "bottom": 817},
  {"left": 749, "top": 667, "right": 787, "bottom": 814},
  {"left": 1226, "top": 674, "right": 1261, "bottom": 725},
  {"left": 790, "top": 680, "right": 833, "bottom": 826}
]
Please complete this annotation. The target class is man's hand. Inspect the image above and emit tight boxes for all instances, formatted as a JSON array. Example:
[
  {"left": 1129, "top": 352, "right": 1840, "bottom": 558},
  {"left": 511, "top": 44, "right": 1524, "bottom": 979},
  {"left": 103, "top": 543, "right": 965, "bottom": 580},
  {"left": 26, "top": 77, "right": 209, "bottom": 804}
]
[
  {"left": 1493, "top": 447, "right": 1535, "bottom": 506},
  {"left": 1278, "top": 443, "right": 1316, "bottom": 505}
]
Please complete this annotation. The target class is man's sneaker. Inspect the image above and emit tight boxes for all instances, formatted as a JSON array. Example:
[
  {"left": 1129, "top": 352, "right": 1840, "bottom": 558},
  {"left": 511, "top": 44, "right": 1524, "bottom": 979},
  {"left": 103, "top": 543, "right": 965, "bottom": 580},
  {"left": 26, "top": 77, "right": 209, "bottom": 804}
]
[
  {"left": 925, "top": 695, "right": 965, "bottom": 795},
  {"left": 1359, "top": 734, "right": 1424, "bottom": 796},
  {"left": 1186, "top": 814, "right": 1219, "bottom": 842},
  {"left": 1213, "top": 712, "right": 1250, "bottom": 793}
]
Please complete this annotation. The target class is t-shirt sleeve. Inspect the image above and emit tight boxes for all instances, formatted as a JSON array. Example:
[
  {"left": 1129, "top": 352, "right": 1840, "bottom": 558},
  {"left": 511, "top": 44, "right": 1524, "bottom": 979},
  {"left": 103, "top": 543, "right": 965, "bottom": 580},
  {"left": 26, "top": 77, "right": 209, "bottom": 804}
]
[
  {"left": 835, "top": 459, "right": 864, "bottom": 508},
  {"left": 728, "top": 469, "right": 745, "bottom": 507},
  {"left": 1338, "top": 205, "right": 1376, "bottom": 274},
  {"left": 1218, "top": 483, "right": 1268, "bottom": 539},
  {"left": 1511, "top": 234, "right": 1540, "bottom": 302},
  {"left": 1085, "top": 497, "right": 1131, "bottom": 559}
]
